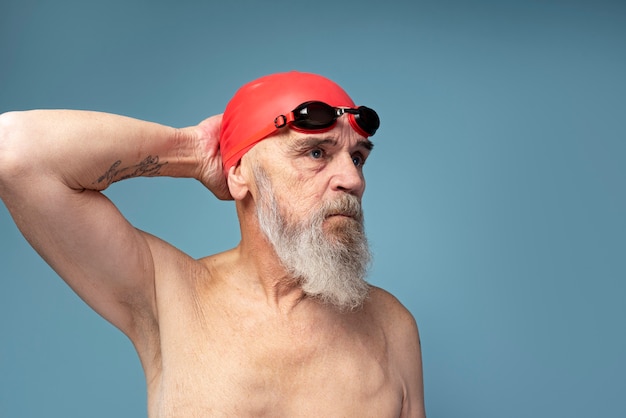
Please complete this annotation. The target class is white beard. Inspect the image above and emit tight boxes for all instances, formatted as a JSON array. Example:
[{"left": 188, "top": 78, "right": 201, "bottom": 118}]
[{"left": 253, "top": 165, "right": 371, "bottom": 311}]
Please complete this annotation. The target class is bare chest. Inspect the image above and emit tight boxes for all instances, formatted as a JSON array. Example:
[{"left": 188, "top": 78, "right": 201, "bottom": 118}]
[{"left": 147, "top": 303, "right": 402, "bottom": 417}]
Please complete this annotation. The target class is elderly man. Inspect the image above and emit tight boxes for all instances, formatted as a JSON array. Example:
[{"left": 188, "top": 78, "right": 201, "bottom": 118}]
[{"left": 0, "top": 71, "right": 425, "bottom": 417}]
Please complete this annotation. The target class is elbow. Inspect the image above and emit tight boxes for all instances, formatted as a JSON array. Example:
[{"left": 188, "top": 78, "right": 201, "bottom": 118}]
[{"left": 0, "top": 111, "right": 36, "bottom": 190}]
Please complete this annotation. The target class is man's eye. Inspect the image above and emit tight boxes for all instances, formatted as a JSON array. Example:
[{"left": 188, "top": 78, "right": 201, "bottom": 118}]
[
  {"left": 310, "top": 149, "right": 324, "bottom": 159},
  {"left": 352, "top": 155, "right": 364, "bottom": 167}
]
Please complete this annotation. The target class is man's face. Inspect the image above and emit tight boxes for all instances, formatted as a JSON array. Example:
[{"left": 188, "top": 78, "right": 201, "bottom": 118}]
[
  {"left": 253, "top": 117, "right": 372, "bottom": 227},
  {"left": 249, "top": 118, "right": 373, "bottom": 310}
]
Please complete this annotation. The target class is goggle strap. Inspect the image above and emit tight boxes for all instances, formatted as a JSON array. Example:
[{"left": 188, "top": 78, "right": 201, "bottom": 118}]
[{"left": 274, "top": 112, "right": 297, "bottom": 128}]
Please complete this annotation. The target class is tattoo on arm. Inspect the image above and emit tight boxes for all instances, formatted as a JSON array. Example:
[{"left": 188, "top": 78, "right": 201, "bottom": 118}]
[{"left": 95, "top": 155, "right": 168, "bottom": 186}]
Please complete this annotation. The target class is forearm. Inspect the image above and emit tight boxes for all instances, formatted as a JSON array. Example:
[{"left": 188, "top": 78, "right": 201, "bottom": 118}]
[{"left": 0, "top": 109, "right": 201, "bottom": 192}]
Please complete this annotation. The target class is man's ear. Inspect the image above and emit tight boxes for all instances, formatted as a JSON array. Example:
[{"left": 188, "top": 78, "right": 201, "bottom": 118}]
[{"left": 227, "top": 161, "right": 250, "bottom": 200}]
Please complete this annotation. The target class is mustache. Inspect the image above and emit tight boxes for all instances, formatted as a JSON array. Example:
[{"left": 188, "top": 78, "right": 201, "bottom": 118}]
[{"left": 317, "top": 194, "right": 363, "bottom": 221}]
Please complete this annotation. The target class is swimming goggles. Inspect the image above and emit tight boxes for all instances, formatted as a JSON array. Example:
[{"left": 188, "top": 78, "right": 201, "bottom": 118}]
[
  {"left": 244, "top": 101, "right": 380, "bottom": 149},
  {"left": 274, "top": 101, "right": 380, "bottom": 137}
]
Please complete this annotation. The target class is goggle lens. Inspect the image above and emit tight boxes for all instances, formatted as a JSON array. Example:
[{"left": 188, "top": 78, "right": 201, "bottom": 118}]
[
  {"left": 294, "top": 102, "right": 337, "bottom": 129},
  {"left": 352, "top": 106, "right": 380, "bottom": 136}
]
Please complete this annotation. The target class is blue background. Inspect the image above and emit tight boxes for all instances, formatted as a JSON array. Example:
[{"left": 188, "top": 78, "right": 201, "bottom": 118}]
[{"left": 1, "top": 0, "right": 624, "bottom": 417}]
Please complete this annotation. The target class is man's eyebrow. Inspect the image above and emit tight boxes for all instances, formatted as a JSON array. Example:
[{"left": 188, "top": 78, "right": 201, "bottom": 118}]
[
  {"left": 288, "top": 137, "right": 374, "bottom": 152},
  {"left": 358, "top": 139, "right": 375, "bottom": 152},
  {"left": 287, "top": 137, "right": 338, "bottom": 152}
]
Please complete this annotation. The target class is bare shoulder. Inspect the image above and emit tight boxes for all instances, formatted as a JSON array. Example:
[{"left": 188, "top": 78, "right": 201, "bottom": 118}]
[
  {"left": 366, "top": 287, "right": 426, "bottom": 417},
  {"left": 363, "top": 287, "right": 421, "bottom": 374},
  {"left": 366, "top": 286, "right": 420, "bottom": 336}
]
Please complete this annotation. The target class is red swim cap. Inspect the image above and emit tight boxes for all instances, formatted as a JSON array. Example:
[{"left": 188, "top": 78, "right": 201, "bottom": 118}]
[{"left": 220, "top": 71, "right": 356, "bottom": 173}]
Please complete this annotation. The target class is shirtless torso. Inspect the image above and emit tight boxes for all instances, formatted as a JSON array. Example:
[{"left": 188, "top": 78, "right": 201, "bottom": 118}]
[{"left": 139, "top": 247, "right": 421, "bottom": 417}]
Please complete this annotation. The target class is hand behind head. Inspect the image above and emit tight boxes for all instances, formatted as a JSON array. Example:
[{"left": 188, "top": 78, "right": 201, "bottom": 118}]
[{"left": 189, "top": 114, "right": 233, "bottom": 200}]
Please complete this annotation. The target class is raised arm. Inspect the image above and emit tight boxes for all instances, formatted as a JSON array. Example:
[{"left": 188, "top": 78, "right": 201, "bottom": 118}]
[{"left": 0, "top": 110, "right": 226, "bottom": 340}]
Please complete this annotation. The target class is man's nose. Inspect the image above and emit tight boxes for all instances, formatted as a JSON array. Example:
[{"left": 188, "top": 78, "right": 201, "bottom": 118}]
[{"left": 329, "top": 153, "right": 365, "bottom": 196}]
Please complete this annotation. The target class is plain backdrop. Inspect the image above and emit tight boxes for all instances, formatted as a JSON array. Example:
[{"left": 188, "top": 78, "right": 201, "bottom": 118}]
[{"left": 1, "top": 0, "right": 624, "bottom": 417}]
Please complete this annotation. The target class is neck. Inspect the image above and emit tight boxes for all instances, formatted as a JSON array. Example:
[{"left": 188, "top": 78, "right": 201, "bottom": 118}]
[{"left": 233, "top": 201, "right": 308, "bottom": 313}]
